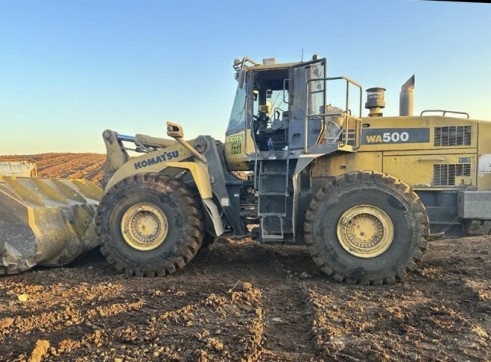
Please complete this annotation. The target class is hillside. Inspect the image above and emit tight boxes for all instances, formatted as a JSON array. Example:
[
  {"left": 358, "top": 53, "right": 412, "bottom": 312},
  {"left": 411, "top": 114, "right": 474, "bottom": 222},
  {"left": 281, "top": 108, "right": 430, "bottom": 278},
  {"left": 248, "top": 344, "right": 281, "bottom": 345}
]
[{"left": 0, "top": 153, "right": 106, "bottom": 184}]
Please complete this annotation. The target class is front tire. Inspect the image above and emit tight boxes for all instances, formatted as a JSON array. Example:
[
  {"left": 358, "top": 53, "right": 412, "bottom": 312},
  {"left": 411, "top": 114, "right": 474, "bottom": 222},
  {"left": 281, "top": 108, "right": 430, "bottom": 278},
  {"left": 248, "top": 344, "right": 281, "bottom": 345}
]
[
  {"left": 95, "top": 173, "right": 204, "bottom": 276},
  {"left": 305, "top": 171, "right": 429, "bottom": 285}
]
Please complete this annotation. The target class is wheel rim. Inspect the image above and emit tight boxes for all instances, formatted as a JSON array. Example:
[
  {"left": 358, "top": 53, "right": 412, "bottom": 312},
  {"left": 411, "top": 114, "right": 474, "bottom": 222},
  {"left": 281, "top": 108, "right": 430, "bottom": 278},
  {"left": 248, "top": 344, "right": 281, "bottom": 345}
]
[
  {"left": 121, "top": 203, "right": 169, "bottom": 251},
  {"left": 336, "top": 205, "right": 394, "bottom": 258}
]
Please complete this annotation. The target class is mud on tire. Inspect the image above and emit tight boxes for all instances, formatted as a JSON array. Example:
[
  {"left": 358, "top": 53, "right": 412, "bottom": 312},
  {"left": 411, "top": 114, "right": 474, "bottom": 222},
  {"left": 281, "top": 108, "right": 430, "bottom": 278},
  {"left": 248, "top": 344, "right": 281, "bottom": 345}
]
[
  {"left": 95, "top": 173, "right": 204, "bottom": 276},
  {"left": 305, "top": 171, "right": 429, "bottom": 285}
]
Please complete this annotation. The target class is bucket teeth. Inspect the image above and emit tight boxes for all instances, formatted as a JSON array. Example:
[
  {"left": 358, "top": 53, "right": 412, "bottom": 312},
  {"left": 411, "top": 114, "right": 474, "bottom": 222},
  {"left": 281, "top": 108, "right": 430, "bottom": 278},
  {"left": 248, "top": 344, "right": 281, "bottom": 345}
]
[{"left": 0, "top": 176, "right": 102, "bottom": 274}]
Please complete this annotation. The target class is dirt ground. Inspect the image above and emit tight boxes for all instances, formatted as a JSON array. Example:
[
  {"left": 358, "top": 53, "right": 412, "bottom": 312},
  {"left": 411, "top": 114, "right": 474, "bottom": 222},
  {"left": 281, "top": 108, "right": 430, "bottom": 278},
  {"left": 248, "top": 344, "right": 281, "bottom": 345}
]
[
  {"left": 0, "top": 154, "right": 105, "bottom": 184},
  {"left": 0, "top": 235, "right": 489, "bottom": 362},
  {"left": 1, "top": 154, "right": 490, "bottom": 361}
]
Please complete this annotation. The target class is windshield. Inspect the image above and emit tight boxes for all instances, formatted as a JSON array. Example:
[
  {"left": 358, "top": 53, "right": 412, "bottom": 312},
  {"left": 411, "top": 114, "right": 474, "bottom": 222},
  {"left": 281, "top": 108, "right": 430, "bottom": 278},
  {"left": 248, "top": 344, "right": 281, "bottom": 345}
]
[{"left": 226, "top": 86, "right": 247, "bottom": 135}]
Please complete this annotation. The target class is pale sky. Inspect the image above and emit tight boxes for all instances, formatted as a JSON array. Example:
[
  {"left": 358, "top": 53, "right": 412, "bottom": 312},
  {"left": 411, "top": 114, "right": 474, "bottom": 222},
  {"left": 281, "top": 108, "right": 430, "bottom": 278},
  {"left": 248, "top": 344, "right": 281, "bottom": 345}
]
[{"left": 1, "top": 0, "right": 490, "bottom": 154}]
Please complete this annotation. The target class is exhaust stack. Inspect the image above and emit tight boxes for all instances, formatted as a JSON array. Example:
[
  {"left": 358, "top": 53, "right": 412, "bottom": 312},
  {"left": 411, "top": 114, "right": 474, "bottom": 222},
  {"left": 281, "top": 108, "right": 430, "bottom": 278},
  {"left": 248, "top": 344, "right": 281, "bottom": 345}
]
[{"left": 400, "top": 75, "right": 415, "bottom": 116}]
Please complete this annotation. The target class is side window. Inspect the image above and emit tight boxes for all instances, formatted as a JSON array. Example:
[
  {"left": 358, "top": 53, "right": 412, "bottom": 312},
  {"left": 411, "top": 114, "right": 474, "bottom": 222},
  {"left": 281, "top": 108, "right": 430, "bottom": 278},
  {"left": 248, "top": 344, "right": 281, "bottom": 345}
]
[
  {"left": 226, "top": 86, "right": 247, "bottom": 135},
  {"left": 288, "top": 60, "right": 326, "bottom": 149},
  {"left": 269, "top": 89, "right": 288, "bottom": 116},
  {"left": 307, "top": 62, "right": 326, "bottom": 116}
]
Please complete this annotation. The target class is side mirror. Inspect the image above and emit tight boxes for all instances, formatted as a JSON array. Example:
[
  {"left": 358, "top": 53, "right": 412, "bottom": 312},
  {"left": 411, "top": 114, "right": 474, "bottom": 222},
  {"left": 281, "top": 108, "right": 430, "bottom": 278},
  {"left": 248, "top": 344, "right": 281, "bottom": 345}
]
[{"left": 166, "top": 121, "right": 184, "bottom": 139}]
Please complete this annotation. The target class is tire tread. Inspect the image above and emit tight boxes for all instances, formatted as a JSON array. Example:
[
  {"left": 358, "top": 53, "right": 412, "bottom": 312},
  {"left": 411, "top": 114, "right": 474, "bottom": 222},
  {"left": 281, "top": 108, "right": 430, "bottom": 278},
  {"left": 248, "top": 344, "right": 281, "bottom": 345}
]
[
  {"left": 304, "top": 171, "right": 429, "bottom": 285},
  {"left": 96, "top": 173, "right": 204, "bottom": 277}
]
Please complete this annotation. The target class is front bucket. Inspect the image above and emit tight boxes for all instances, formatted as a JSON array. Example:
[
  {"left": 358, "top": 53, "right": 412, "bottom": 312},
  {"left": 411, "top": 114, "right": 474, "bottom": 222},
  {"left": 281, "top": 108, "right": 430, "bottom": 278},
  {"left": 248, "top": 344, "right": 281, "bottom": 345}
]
[{"left": 0, "top": 176, "right": 102, "bottom": 274}]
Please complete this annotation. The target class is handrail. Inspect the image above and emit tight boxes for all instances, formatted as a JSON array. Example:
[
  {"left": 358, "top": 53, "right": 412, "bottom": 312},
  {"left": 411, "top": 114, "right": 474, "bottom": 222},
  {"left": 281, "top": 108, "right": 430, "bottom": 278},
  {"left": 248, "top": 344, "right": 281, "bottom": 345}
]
[
  {"left": 283, "top": 79, "right": 290, "bottom": 104},
  {"left": 304, "top": 76, "right": 363, "bottom": 153},
  {"left": 420, "top": 109, "right": 470, "bottom": 119},
  {"left": 325, "top": 76, "right": 363, "bottom": 117},
  {"left": 233, "top": 56, "right": 259, "bottom": 71}
]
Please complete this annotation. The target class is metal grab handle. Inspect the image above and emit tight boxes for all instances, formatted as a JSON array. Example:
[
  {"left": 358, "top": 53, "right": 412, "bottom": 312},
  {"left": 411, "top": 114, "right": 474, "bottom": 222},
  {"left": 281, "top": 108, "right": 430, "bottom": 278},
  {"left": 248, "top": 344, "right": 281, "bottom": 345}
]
[
  {"left": 417, "top": 156, "right": 446, "bottom": 162},
  {"left": 420, "top": 110, "right": 470, "bottom": 119}
]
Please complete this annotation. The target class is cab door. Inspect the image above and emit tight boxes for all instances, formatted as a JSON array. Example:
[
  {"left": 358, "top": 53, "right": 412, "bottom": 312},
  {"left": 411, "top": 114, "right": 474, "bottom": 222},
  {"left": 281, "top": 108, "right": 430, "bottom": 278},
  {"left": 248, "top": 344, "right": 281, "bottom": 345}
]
[{"left": 288, "top": 58, "right": 327, "bottom": 150}]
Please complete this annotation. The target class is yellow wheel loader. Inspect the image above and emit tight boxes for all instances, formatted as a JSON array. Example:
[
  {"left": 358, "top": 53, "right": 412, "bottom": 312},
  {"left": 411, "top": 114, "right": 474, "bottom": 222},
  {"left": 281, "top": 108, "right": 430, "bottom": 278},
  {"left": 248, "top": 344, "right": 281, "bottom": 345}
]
[
  {"left": 3, "top": 55, "right": 491, "bottom": 284},
  {"left": 94, "top": 55, "right": 491, "bottom": 285}
]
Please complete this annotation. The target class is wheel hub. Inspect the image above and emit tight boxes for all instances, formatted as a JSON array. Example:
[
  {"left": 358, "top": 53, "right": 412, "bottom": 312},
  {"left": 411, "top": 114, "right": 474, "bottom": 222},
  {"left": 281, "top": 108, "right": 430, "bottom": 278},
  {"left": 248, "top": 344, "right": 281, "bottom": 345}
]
[
  {"left": 336, "top": 205, "right": 394, "bottom": 258},
  {"left": 121, "top": 203, "right": 169, "bottom": 251}
]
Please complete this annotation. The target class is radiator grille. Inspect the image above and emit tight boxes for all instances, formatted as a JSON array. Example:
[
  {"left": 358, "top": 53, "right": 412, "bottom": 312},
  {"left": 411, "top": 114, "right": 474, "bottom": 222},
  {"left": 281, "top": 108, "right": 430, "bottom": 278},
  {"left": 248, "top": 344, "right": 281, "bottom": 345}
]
[
  {"left": 433, "top": 164, "right": 471, "bottom": 186},
  {"left": 434, "top": 126, "right": 471, "bottom": 147}
]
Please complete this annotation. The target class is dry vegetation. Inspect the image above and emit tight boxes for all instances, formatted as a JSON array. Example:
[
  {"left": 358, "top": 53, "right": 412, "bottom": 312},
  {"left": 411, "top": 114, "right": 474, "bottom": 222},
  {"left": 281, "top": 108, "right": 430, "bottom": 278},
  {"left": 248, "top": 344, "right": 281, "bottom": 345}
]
[{"left": 0, "top": 154, "right": 489, "bottom": 361}]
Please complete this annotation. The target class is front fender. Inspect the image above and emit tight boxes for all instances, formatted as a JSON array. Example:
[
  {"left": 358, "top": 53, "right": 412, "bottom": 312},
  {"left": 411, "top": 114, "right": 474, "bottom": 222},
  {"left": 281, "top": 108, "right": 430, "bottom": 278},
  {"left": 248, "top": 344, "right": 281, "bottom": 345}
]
[
  {"left": 103, "top": 148, "right": 224, "bottom": 237},
  {"left": 104, "top": 145, "right": 193, "bottom": 191}
]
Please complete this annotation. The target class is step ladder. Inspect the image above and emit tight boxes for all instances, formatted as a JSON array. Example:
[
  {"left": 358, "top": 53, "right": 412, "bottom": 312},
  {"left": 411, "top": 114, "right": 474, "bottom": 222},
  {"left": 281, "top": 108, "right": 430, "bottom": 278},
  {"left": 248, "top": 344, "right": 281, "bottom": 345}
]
[{"left": 257, "top": 158, "right": 290, "bottom": 240}]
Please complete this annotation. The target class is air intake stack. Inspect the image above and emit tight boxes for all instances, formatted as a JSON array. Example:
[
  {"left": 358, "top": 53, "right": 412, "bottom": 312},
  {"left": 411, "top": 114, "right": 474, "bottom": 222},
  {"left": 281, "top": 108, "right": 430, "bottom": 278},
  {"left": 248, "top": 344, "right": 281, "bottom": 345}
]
[
  {"left": 365, "top": 87, "right": 386, "bottom": 117},
  {"left": 400, "top": 75, "right": 415, "bottom": 116}
]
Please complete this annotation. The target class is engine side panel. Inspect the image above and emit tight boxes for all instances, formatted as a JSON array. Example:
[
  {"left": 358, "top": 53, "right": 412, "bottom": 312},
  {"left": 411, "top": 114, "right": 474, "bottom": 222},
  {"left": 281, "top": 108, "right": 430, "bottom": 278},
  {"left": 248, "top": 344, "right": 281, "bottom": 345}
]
[
  {"left": 312, "top": 116, "right": 491, "bottom": 190},
  {"left": 477, "top": 121, "right": 491, "bottom": 190}
]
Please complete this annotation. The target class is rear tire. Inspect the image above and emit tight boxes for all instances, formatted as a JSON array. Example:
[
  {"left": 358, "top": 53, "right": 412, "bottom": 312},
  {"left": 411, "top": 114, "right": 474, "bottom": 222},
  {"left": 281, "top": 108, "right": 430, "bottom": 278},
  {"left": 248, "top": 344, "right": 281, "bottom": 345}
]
[
  {"left": 305, "top": 171, "right": 429, "bottom": 285},
  {"left": 95, "top": 173, "right": 204, "bottom": 276}
]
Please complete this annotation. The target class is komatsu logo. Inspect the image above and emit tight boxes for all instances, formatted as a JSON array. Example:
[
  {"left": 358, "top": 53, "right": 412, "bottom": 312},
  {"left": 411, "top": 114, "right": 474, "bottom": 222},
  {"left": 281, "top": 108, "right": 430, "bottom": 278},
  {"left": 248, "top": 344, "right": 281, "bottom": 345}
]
[
  {"left": 134, "top": 151, "right": 180, "bottom": 170},
  {"left": 361, "top": 128, "right": 430, "bottom": 145}
]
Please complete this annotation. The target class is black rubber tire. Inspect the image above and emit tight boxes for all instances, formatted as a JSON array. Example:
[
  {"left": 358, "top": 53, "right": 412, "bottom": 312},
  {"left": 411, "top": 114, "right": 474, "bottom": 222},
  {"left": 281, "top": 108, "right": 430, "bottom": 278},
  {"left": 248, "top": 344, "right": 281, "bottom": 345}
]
[
  {"left": 201, "top": 232, "right": 216, "bottom": 248},
  {"left": 101, "top": 170, "right": 114, "bottom": 189},
  {"left": 95, "top": 173, "right": 204, "bottom": 276},
  {"left": 305, "top": 171, "right": 429, "bottom": 285}
]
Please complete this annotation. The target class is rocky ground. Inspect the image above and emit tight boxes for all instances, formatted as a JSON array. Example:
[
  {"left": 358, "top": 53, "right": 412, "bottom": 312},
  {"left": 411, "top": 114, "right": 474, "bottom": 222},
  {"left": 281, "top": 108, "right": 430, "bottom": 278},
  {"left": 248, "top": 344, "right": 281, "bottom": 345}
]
[{"left": 0, "top": 236, "right": 489, "bottom": 362}]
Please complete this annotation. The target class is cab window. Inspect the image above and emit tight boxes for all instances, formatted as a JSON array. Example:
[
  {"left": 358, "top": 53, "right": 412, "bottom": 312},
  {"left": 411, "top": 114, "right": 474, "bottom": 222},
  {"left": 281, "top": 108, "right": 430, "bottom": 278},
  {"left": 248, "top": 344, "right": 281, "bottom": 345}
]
[{"left": 226, "top": 86, "right": 247, "bottom": 135}]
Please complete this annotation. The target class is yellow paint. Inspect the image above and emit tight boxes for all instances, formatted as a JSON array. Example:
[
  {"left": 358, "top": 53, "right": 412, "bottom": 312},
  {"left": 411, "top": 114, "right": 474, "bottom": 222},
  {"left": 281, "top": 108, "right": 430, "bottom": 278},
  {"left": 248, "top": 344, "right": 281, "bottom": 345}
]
[
  {"left": 311, "top": 152, "right": 383, "bottom": 178},
  {"left": 383, "top": 152, "right": 476, "bottom": 187},
  {"left": 358, "top": 116, "right": 477, "bottom": 152},
  {"left": 225, "top": 129, "right": 256, "bottom": 171},
  {"left": 120, "top": 202, "right": 169, "bottom": 251},
  {"left": 312, "top": 116, "right": 491, "bottom": 191},
  {"left": 105, "top": 145, "right": 193, "bottom": 190},
  {"left": 336, "top": 205, "right": 394, "bottom": 258},
  {"left": 477, "top": 121, "right": 491, "bottom": 190},
  {"left": 164, "top": 161, "right": 213, "bottom": 199}
]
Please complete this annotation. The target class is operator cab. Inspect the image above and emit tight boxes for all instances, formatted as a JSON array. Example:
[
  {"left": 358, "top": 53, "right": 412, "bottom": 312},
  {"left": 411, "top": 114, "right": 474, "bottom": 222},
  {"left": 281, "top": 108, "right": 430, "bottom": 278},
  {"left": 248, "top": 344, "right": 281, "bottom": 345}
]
[
  {"left": 226, "top": 56, "right": 329, "bottom": 153},
  {"left": 225, "top": 55, "right": 363, "bottom": 173}
]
